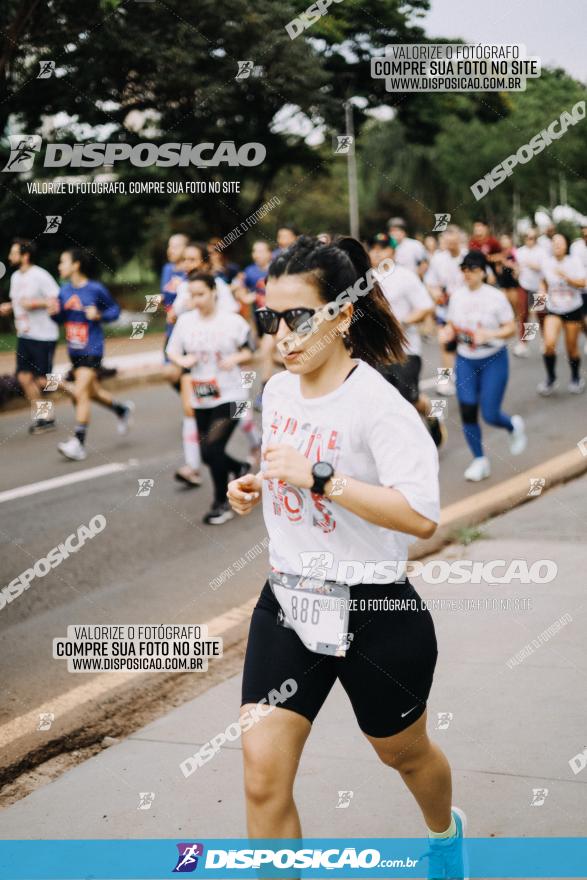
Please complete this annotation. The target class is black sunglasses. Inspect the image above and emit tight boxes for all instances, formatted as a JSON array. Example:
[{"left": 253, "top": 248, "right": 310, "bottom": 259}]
[{"left": 255, "top": 307, "right": 316, "bottom": 335}]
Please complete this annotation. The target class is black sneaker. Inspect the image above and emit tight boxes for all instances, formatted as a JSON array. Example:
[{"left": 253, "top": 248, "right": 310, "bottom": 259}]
[
  {"left": 203, "top": 503, "right": 234, "bottom": 525},
  {"left": 426, "top": 416, "right": 447, "bottom": 449},
  {"left": 29, "top": 419, "right": 56, "bottom": 435}
]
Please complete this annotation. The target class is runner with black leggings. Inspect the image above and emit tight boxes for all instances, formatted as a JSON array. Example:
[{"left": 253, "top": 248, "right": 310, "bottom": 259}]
[
  {"left": 227, "top": 236, "right": 466, "bottom": 879},
  {"left": 166, "top": 272, "right": 253, "bottom": 524}
]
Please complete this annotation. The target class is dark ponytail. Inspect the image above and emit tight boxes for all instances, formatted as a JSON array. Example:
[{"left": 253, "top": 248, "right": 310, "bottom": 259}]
[{"left": 268, "top": 235, "right": 406, "bottom": 367}]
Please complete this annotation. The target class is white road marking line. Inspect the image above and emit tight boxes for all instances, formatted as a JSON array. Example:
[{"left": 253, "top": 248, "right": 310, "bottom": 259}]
[{"left": 0, "top": 462, "right": 132, "bottom": 505}]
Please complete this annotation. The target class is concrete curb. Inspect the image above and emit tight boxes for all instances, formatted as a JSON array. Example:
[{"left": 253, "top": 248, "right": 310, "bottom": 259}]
[{"left": 411, "top": 445, "right": 587, "bottom": 558}]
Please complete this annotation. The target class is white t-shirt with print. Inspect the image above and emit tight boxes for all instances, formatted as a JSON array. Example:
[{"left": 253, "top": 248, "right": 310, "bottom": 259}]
[
  {"left": 166, "top": 309, "right": 251, "bottom": 408},
  {"left": 394, "top": 237, "right": 427, "bottom": 274},
  {"left": 173, "top": 278, "right": 238, "bottom": 317},
  {"left": 376, "top": 264, "right": 433, "bottom": 356},
  {"left": 9, "top": 266, "right": 59, "bottom": 341},
  {"left": 447, "top": 283, "right": 514, "bottom": 360},
  {"left": 261, "top": 360, "right": 440, "bottom": 584},
  {"left": 516, "top": 245, "right": 544, "bottom": 292},
  {"left": 542, "top": 255, "right": 585, "bottom": 314}
]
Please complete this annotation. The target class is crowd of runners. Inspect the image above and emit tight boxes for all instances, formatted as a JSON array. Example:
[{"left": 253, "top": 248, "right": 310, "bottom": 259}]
[
  {"left": 1, "top": 216, "right": 586, "bottom": 519},
  {"left": 2, "top": 217, "right": 586, "bottom": 879}
]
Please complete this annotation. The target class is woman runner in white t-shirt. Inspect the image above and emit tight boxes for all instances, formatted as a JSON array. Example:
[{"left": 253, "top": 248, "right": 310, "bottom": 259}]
[
  {"left": 537, "top": 233, "right": 586, "bottom": 396},
  {"left": 227, "top": 236, "right": 466, "bottom": 879},
  {"left": 442, "top": 250, "right": 527, "bottom": 482},
  {"left": 166, "top": 272, "right": 254, "bottom": 524}
]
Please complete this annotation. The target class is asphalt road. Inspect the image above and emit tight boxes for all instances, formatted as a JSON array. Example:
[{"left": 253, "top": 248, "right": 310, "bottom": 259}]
[{"left": 1, "top": 337, "right": 585, "bottom": 732}]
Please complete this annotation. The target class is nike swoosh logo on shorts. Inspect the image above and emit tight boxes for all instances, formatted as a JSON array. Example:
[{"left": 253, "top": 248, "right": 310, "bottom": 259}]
[{"left": 401, "top": 705, "right": 419, "bottom": 718}]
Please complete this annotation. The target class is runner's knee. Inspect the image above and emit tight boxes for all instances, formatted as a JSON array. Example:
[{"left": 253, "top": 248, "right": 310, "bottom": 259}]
[
  {"left": 243, "top": 742, "right": 290, "bottom": 808},
  {"left": 458, "top": 401, "right": 478, "bottom": 424}
]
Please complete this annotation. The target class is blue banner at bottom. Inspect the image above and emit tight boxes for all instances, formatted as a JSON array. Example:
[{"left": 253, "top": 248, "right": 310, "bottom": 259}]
[{"left": 0, "top": 838, "right": 586, "bottom": 879}]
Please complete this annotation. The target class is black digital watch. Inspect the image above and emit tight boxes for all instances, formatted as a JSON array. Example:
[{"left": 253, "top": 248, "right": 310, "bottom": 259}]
[{"left": 310, "top": 461, "right": 334, "bottom": 496}]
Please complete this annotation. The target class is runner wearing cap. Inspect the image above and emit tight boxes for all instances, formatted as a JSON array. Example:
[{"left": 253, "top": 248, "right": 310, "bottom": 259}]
[
  {"left": 227, "top": 235, "right": 467, "bottom": 879},
  {"left": 442, "top": 250, "right": 527, "bottom": 482}
]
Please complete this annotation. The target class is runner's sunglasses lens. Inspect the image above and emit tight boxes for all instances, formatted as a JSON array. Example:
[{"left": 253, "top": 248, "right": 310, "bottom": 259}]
[{"left": 256, "top": 308, "right": 316, "bottom": 334}]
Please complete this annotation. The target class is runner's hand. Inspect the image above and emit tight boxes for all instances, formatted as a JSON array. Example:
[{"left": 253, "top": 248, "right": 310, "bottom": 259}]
[
  {"left": 262, "top": 444, "right": 313, "bottom": 489},
  {"left": 227, "top": 473, "right": 262, "bottom": 515},
  {"left": 85, "top": 305, "right": 100, "bottom": 321},
  {"left": 46, "top": 299, "right": 60, "bottom": 316},
  {"left": 0, "top": 302, "right": 13, "bottom": 316},
  {"left": 218, "top": 353, "right": 239, "bottom": 370}
]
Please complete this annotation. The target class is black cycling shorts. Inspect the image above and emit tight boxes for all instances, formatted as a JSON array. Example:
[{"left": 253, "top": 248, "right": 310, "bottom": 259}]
[
  {"left": 545, "top": 306, "right": 584, "bottom": 323},
  {"left": 241, "top": 579, "right": 438, "bottom": 738},
  {"left": 70, "top": 354, "right": 103, "bottom": 371},
  {"left": 16, "top": 338, "right": 56, "bottom": 377}
]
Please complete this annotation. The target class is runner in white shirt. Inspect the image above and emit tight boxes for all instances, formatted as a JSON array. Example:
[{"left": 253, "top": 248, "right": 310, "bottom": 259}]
[
  {"left": 226, "top": 235, "right": 467, "bottom": 878},
  {"left": 515, "top": 229, "right": 544, "bottom": 356},
  {"left": 171, "top": 249, "right": 260, "bottom": 486},
  {"left": 369, "top": 242, "right": 444, "bottom": 448},
  {"left": 166, "top": 272, "right": 254, "bottom": 524},
  {"left": 570, "top": 224, "right": 587, "bottom": 352},
  {"left": 0, "top": 239, "right": 59, "bottom": 434},
  {"left": 443, "top": 250, "right": 527, "bottom": 482},
  {"left": 425, "top": 226, "right": 467, "bottom": 396},
  {"left": 387, "top": 217, "right": 427, "bottom": 278},
  {"left": 537, "top": 233, "right": 586, "bottom": 396}
]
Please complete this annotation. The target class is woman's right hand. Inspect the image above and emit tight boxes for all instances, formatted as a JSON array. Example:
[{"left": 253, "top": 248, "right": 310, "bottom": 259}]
[{"left": 227, "top": 472, "right": 262, "bottom": 515}]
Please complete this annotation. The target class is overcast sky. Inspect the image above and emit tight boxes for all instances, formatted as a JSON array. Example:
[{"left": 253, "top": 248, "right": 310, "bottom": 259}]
[{"left": 419, "top": 0, "right": 586, "bottom": 83}]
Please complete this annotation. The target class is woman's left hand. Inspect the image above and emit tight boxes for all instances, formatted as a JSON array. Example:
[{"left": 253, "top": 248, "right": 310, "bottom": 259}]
[
  {"left": 473, "top": 327, "right": 491, "bottom": 346},
  {"left": 262, "top": 444, "right": 314, "bottom": 489}
]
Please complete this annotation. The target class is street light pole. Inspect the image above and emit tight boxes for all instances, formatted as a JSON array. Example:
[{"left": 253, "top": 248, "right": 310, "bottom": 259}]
[{"left": 344, "top": 100, "right": 360, "bottom": 239}]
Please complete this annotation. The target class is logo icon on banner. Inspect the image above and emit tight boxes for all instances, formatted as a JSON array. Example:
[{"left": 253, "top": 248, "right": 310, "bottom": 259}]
[
  {"left": 333, "top": 135, "right": 354, "bottom": 155},
  {"left": 37, "top": 60, "right": 56, "bottom": 78},
  {"left": 137, "top": 792, "right": 155, "bottom": 810},
  {"left": 436, "top": 711, "right": 453, "bottom": 730},
  {"left": 232, "top": 400, "right": 251, "bottom": 419},
  {"left": 240, "top": 370, "right": 256, "bottom": 388},
  {"left": 528, "top": 477, "right": 545, "bottom": 497},
  {"left": 428, "top": 399, "right": 446, "bottom": 418},
  {"left": 530, "top": 787, "right": 549, "bottom": 806},
  {"left": 173, "top": 843, "right": 204, "bottom": 872},
  {"left": 299, "top": 551, "right": 333, "bottom": 587},
  {"left": 144, "top": 294, "right": 162, "bottom": 313},
  {"left": 336, "top": 790, "right": 354, "bottom": 809},
  {"left": 44, "top": 215, "right": 62, "bottom": 233},
  {"left": 522, "top": 322, "right": 539, "bottom": 341},
  {"left": 436, "top": 367, "right": 453, "bottom": 385},
  {"left": 432, "top": 213, "right": 451, "bottom": 232},
  {"left": 37, "top": 712, "right": 55, "bottom": 731},
  {"left": 130, "top": 321, "right": 149, "bottom": 339},
  {"left": 2, "top": 135, "right": 42, "bottom": 172},
  {"left": 136, "top": 479, "right": 154, "bottom": 497}
]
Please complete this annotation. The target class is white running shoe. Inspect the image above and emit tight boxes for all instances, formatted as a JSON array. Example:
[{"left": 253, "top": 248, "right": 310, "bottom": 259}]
[
  {"left": 513, "top": 341, "right": 530, "bottom": 358},
  {"left": 568, "top": 378, "right": 585, "bottom": 394},
  {"left": 436, "top": 380, "right": 456, "bottom": 397},
  {"left": 509, "top": 414, "right": 527, "bottom": 455},
  {"left": 58, "top": 436, "right": 87, "bottom": 461},
  {"left": 464, "top": 456, "right": 491, "bottom": 481},
  {"left": 116, "top": 401, "right": 135, "bottom": 435},
  {"left": 537, "top": 379, "right": 558, "bottom": 397}
]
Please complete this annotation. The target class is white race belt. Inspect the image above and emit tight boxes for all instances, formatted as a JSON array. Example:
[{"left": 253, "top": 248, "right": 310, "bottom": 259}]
[{"left": 269, "top": 570, "right": 352, "bottom": 657}]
